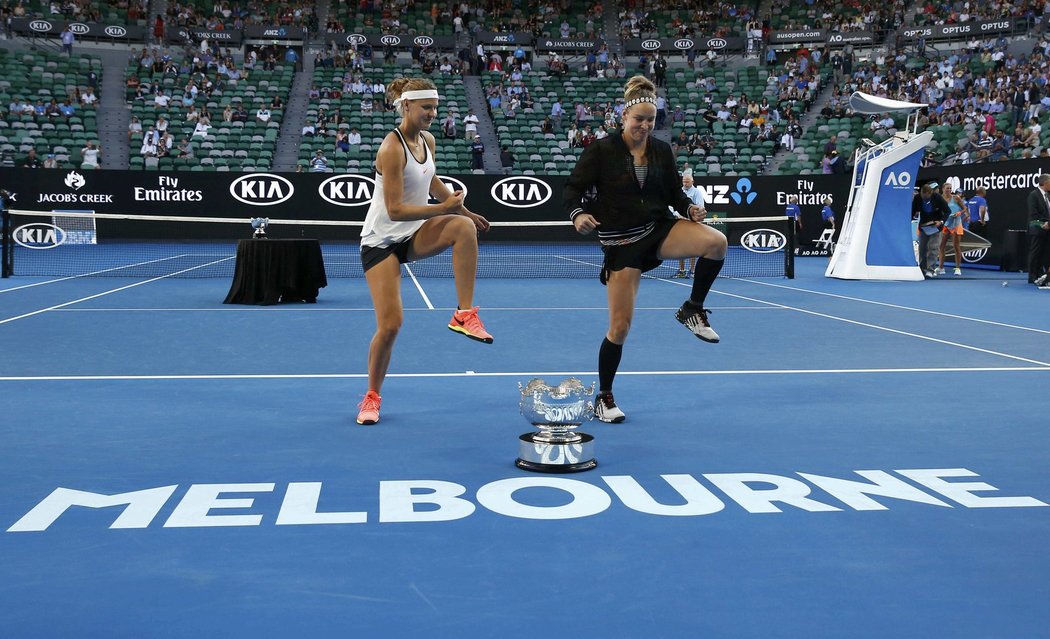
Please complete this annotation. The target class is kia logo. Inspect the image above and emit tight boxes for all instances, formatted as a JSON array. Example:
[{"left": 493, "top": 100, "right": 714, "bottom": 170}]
[
  {"left": 707, "top": 38, "right": 728, "bottom": 49},
  {"left": 29, "top": 20, "right": 52, "bottom": 32},
  {"left": 963, "top": 247, "right": 989, "bottom": 263},
  {"left": 380, "top": 35, "right": 401, "bottom": 46},
  {"left": 318, "top": 174, "right": 375, "bottom": 207},
  {"left": 741, "top": 228, "right": 786, "bottom": 253},
  {"left": 428, "top": 176, "right": 468, "bottom": 204},
  {"left": 229, "top": 173, "right": 294, "bottom": 206},
  {"left": 490, "top": 177, "right": 552, "bottom": 208},
  {"left": 347, "top": 33, "right": 367, "bottom": 46},
  {"left": 68, "top": 22, "right": 90, "bottom": 34},
  {"left": 641, "top": 39, "right": 661, "bottom": 50},
  {"left": 414, "top": 35, "right": 434, "bottom": 47},
  {"left": 105, "top": 25, "right": 128, "bottom": 37},
  {"left": 14, "top": 223, "right": 65, "bottom": 249},
  {"left": 674, "top": 38, "right": 694, "bottom": 50}
]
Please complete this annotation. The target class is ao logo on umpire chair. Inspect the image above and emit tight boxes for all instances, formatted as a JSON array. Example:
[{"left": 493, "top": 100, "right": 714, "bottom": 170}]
[
  {"left": 14, "top": 224, "right": 65, "bottom": 249},
  {"left": 741, "top": 228, "right": 787, "bottom": 253},
  {"left": 491, "top": 177, "right": 552, "bottom": 208},
  {"left": 230, "top": 173, "right": 294, "bottom": 206},
  {"left": 319, "top": 174, "right": 374, "bottom": 207},
  {"left": 883, "top": 171, "right": 912, "bottom": 187}
]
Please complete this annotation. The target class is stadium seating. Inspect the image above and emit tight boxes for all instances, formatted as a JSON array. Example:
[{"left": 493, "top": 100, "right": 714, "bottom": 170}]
[
  {"left": 0, "top": 48, "right": 101, "bottom": 169},
  {"left": 125, "top": 58, "right": 292, "bottom": 171}
]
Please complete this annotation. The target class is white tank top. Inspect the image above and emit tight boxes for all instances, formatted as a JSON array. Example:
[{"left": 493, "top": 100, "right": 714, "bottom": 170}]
[{"left": 360, "top": 128, "right": 435, "bottom": 248}]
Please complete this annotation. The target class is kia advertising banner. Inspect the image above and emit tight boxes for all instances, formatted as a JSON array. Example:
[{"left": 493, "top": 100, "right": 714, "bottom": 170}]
[
  {"left": 624, "top": 37, "right": 745, "bottom": 54},
  {"left": 11, "top": 17, "right": 145, "bottom": 42},
  {"left": 324, "top": 32, "right": 456, "bottom": 49},
  {"left": 0, "top": 163, "right": 1035, "bottom": 265}
]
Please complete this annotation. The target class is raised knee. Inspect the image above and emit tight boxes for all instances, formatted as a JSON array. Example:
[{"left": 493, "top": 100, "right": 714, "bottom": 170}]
[{"left": 451, "top": 215, "right": 477, "bottom": 239}]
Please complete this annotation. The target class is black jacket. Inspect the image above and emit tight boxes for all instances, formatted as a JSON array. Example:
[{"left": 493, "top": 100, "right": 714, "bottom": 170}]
[
  {"left": 563, "top": 133, "right": 691, "bottom": 231},
  {"left": 912, "top": 192, "right": 949, "bottom": 226},
  {"left": 1027, "top": 187, "right": 1050, "bottom": 232}
]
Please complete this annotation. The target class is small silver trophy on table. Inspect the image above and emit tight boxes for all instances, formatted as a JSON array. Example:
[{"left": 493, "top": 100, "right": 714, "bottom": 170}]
[
  {"left": 250, "top": 217, "right": 269, "bottom": 238},
  {"left": 517, "top": 377, "right": 597, "bottom": 473}
]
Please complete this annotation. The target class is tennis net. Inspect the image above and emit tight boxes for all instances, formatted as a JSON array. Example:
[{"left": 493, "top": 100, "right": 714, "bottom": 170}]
[{"left": 2, "top": 209, "right": 794, "bottom": 279}]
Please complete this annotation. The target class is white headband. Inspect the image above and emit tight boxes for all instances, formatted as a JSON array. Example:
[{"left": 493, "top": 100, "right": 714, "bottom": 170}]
[
  {"left": 624, "top": 96, "right": 657, "bottom": 109},
  {"left": 394, "top": 89, "right": 440, "bottom": 108}
]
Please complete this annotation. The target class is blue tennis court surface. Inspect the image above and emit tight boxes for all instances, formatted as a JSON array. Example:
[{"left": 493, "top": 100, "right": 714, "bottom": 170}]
[{"left": 1, "top": 259, "right": 1048, "bottom": 637}]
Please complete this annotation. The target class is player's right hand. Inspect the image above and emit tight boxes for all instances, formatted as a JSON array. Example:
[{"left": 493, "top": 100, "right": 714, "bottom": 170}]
[
  {"left": 574, "top": 213, "right": 600, "bottom": 234},
  {"left": 443, "top": 191, "right": 466, "bottom": 214}
]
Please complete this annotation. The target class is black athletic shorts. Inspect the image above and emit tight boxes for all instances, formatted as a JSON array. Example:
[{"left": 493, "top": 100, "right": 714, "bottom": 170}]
[
  {"left": 361, "top": 236, "right": 414, "bottom": 272},
  {"left": 600, "top": 217, "right": 679, "bottom": 284}
]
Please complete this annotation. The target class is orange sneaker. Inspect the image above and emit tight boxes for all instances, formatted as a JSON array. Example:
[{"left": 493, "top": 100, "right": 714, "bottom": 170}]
[
  {"left": 448, "top": 306, "right": 494, "bottom": 343},
  {"left": 356, "top": 390, "right": 381, "bottom": 425}
]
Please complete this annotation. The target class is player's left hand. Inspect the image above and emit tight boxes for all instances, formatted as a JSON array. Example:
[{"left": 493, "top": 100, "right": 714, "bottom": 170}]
[
  {"left": 688, "top": 205, "right": 706, "bottom": 223},
  {"left": 466, "top": 211, "right": 490, "bottom": 232}
]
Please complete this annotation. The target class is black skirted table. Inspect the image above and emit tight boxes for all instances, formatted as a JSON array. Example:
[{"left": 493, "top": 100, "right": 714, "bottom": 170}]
[{"left": 223, "top": 239, "right": 327, "bottom": 305}]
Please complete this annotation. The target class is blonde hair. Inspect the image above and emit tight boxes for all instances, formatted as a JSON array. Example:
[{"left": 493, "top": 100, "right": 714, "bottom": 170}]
[
  {"left": 387, "top": 77, "right": 438, "bottom": 115},
  {"left": 623, "top": 75, "right": 656, "bottom": 110}
]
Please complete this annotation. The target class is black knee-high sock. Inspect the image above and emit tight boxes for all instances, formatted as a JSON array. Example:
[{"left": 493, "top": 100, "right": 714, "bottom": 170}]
[
  {"left": 598, "top": 337, "right": 623, "bottom": 393},
  {"left": 689, "top": 257, "right": 725, "bottom": 307}
]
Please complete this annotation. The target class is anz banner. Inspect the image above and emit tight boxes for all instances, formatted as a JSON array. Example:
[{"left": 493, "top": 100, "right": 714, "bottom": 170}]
[{"left": 0, "top": 163, "right": 1032, "bottom": 260}]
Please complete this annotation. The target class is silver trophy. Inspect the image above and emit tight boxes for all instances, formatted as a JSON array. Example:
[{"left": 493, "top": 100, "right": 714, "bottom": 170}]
[
  {"left": 250, "top": 217, "right": 269, "bottom": 238},
  {"left": 516, "top": 377, "right": 597, "bottom": 473}
]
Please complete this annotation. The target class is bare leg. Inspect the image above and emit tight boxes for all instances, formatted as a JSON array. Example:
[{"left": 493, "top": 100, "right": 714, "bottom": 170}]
[
  {"left": 410, "top": 214, "right": 479, "bottom": 309},
  {"left": 363, "top": 255, "right": 404, "bottom": 394}
]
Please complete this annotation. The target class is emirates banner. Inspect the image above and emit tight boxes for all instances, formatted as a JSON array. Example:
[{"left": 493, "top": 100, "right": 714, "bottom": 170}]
[{"left": 0, "top": 160, "right": 1036, "bottom": 266}]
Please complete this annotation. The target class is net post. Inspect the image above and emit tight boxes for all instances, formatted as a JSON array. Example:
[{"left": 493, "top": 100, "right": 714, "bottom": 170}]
[
  {"left": 1, "top": 206, "right": 10, "bottom": 278},
  {"left": 785, "top": 215, "right": 795, "bottom": 279}
]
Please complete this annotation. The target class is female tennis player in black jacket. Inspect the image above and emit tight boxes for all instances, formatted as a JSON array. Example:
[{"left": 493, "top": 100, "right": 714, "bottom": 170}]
[{"left": 563, "top": 75, "right": 728, "bottom": 423}]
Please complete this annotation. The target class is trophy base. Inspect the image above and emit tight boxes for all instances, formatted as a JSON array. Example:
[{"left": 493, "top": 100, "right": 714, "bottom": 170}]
[{"left": 516, "top": 432, "right": 596, "bottom": 473}]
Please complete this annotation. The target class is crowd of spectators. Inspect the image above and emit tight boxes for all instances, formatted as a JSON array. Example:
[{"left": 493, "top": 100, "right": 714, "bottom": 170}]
[
  {"left": 768, "top": 0, "right": 906, "bottom": 35},
  {"left": 912, "top": 0, "right": 1047, "bottom": 26},
  {"left": 618, "top": 0, "right": 756, "bottom": 40},
  {"left": 165, "top": 0, "right": 317, "bottom": 31}
]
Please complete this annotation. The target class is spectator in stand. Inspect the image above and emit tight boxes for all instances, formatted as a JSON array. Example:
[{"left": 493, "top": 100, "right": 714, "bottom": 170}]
[
  {"left": 43, "top": 153, "right": 59, "bottom": 169},
  {"left": 463, "top": 109, "right": 479, "bottom": 141},
  {"left": 256, "top": 106, "right": 271, "bottom": 123},
  {"left": 442, "top": 113, "right": 457, "bottom": 139},
  {"left": 500, "top": 145, "right": 515, "bottom": 175},
  {"left": 348, "top": 127, "right": 362, "bottom": 146},
  {"left": 150, "top": 88, "right": 167, "bottom": 108},
  {"left": 81, "top": 141, "right": 101, "bottom": 169},
  {"left": 192, "top": 117, "right": 211, "bottom": 138},
  {"left": 311, "top": 149, "right": 330, "bottom": 172},
  {"left": 140, "top": 135, "right": 158, "bottom": 158},
  {"left": 20, "top": 149, "right": 42, "bottom": 168},
  {"left": 471, "top": 135, "right": 485, "bottom": 170},
  {"left": 175, "top": 137, "right": 194, "bottom": 158},
  {"left": 60, "top": 26, "right": 74, "bottom": 56}
]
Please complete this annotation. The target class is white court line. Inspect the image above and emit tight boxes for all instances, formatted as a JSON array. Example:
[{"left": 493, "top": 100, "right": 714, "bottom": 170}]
[
  {"left": 735, "top": 278, "right": 1050, "bottom": 336},
  {"left": 0, "top": 257, "right": 235, "bottom": 326},
  {"left": 556, "top": 255, "right": 1050, "bottom": 368},
  {"left": 48, "top": 305, "right": 782, "bottom": 313},
  {"left": 1, "top": 366, "right": 1047, "bottom": 382},
  {"left": 0, "top": 254, "right": 201, "bottom": 293},
  {"left": 403, "top": 264, "right": 434, "bottom": 310}
]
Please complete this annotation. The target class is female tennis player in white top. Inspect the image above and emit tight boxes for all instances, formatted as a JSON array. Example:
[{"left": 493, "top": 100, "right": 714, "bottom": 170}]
[{"left": 356, "top": 77, "right": 492, "bottom": 425}]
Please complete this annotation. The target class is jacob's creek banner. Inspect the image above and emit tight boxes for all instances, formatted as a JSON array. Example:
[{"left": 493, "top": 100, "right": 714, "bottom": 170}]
[{"left": 0, "top": 161, "right": 1035, "bottom": 265}]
